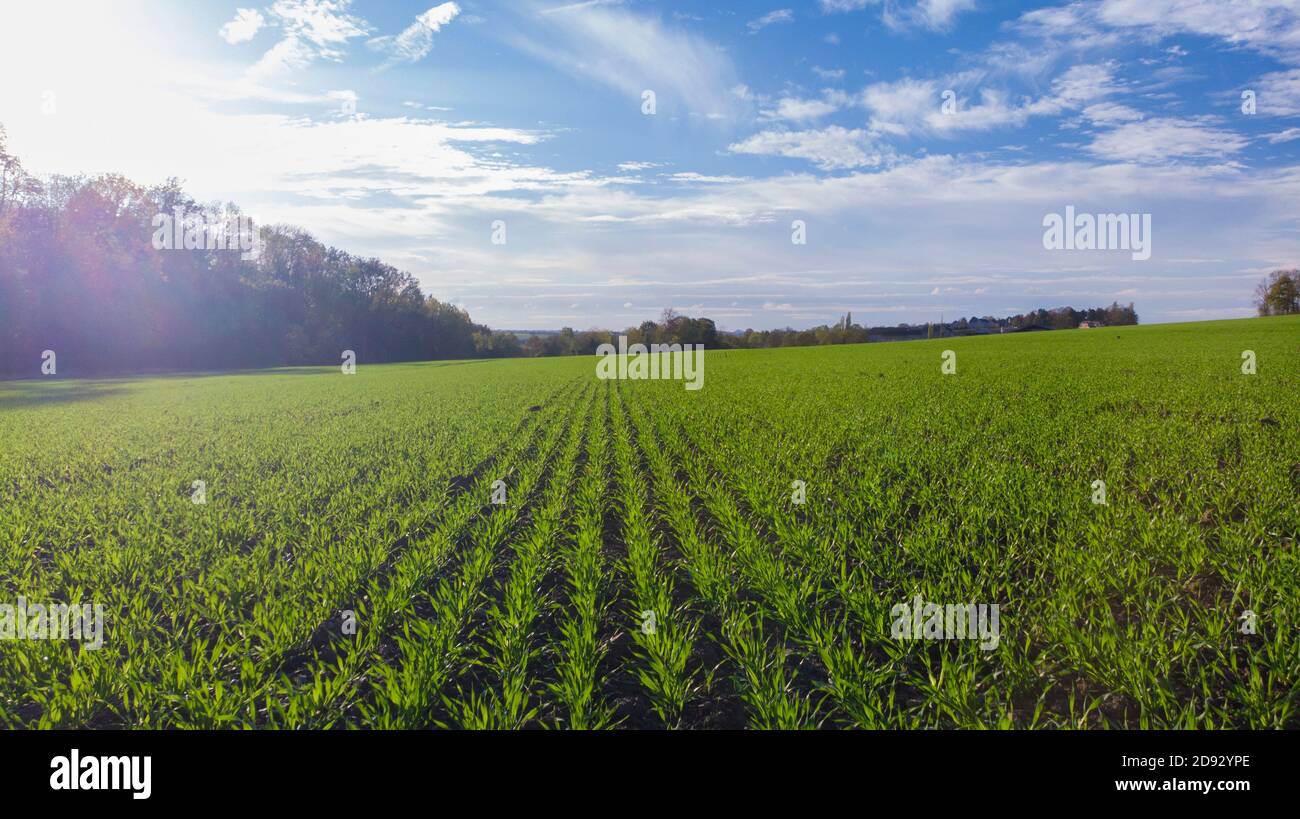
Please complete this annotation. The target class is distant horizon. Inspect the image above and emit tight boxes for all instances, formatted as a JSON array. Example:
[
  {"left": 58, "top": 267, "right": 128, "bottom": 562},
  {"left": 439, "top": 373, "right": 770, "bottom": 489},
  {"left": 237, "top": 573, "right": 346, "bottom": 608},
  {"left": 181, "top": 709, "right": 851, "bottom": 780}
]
[
  {"left": 2, "top": 313, "right": 1286, "bottom": 385},
  {"left": 419, "top": 307, "right": 1300, "bottom": 340},
  {"left": 499, "top": 301, "right": 1152, "bottom": 335}
]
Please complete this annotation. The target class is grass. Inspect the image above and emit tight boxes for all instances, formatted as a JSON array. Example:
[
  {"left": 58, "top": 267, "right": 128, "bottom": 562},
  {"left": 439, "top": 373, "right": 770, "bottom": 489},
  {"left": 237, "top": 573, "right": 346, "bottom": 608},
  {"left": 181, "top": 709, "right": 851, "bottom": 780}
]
[{"left": 0, "top": 316, "right": 1296, "bottom": 728}]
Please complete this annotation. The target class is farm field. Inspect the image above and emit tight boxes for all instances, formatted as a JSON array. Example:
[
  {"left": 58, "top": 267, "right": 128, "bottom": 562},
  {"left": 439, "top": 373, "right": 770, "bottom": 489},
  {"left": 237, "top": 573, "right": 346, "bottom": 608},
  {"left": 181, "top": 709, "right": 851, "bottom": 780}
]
[{"left": 0, "top": 316, "right": 1297, "bottom": 729}]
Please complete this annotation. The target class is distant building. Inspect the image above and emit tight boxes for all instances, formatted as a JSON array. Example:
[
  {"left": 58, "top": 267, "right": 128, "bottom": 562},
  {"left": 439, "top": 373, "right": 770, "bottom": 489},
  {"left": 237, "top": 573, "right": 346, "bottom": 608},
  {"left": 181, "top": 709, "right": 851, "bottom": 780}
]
[{"left": 1078, "top": 320, "right": 1105, "bottom": 329}]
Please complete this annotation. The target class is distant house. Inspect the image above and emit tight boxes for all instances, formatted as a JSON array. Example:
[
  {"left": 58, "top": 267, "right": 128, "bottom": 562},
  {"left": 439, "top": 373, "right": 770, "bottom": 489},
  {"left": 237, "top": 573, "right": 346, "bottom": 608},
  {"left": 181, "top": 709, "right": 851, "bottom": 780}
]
[{"left": 1078, "top": 320, "right": 1105, "bottom": 329}]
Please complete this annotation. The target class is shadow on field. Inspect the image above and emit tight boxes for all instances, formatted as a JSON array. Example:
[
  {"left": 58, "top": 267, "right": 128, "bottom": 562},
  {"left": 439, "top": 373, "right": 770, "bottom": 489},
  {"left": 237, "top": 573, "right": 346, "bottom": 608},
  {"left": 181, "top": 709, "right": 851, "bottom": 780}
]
[
  {"left": 213, "top": 360, "right": 494, "bottom": 377},
  {"left": 0, "top": 358, "right": 496, "bottom": 403},
  {"left": 0, "top": 381, "right": 129, "bottom": 410}
]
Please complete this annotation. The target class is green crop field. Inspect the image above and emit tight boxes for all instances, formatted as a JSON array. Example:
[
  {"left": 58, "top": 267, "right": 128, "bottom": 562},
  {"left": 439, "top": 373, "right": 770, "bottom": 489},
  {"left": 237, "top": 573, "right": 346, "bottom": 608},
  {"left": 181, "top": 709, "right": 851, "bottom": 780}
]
[{"left": 1, "top": 316, "right": 1296, "bottom": 729}]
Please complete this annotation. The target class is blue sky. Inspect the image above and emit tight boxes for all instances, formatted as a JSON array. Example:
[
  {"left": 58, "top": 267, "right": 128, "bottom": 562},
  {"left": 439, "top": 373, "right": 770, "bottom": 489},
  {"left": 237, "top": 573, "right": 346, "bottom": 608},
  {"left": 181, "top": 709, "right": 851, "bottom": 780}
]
[{"left": 3, "top": 0, "right": 1299, "bottom": 329}]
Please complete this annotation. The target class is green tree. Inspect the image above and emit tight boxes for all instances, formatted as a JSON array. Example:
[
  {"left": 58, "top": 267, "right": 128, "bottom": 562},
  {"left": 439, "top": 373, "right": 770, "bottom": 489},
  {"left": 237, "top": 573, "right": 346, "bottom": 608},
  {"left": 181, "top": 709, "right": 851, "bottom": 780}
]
[{"left": 1254, "top": 270, "right": 1300, "bottom": 316}]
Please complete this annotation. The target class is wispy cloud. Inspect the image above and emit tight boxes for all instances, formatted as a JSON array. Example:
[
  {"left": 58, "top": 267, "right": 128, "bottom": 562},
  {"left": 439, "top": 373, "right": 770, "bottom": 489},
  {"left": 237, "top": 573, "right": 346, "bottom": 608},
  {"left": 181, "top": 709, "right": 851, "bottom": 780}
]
[
  {"left": 759, "top": 95, "right": 842, "bottom": 123},
  {"left": 1081, "top": 101, "right": 1143, "bottom": 124},
  {"left": 728, "top": 126, "right": 889, "bottom": 169},
  {"left": 368, "top": 2, "right": 460, "bottom": 69},
  {"left": 509, "top": 2, "right": 746, "bottom": 119},
  {"left": 1094, "top": 0, "right": 1300, "bottom": 65},
  {"left": 857, "top": 63, "right": 1116, "bottom": 138},
  {"left": 1265, "top": 127, "right": 1300, "bottom": 144},
  {"left": 1014, "top": 0, "right": 1300, "bottom": 66},
  {"left": 1085, "top": 116, "right": 1249, "bottom": 162},
  {"left": 617, "top": 161, "right": 666, "bottom": 172},
  {"left": 885, "top": 0, "right": 977, "bottom": 32},
  {"left": 819, "top": 0, "right": 977, "bottom": 32},
  {"left": 1251, "top": 67, "right": 1300, "bottom": 116},
  {"left": 748, "top": 9, "right": 794, "bottom": 33}
]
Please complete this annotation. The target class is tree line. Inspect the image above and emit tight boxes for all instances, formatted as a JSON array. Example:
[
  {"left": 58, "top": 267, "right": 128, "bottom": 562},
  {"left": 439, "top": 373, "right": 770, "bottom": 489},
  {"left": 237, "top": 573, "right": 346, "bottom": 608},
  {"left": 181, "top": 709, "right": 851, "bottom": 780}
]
[
  {"left": 1, "top": 125, "right": 500, "bottom": 378},
  {"left": 712, "top": 303, "right": 1140, "bottom": 349},
  {"left": 508, "top": 303, "right": 1140, "bottom": 358},
  {"left": 514, "top": 311, "right": 718, "bottom": 358}
]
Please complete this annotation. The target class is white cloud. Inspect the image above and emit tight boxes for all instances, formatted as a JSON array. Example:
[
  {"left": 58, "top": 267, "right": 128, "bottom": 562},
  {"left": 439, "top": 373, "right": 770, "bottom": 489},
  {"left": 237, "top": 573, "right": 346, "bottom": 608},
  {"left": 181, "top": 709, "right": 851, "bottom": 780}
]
[
  {"left": 617, "top": 161, "right": 665, "bottom": 172},
  {"left": 1047, "top": 62, "right": 1119, "bottom": 107},
  {"left": 760, "top": 96, "right": 840, "bottom": 122},
  {"left": 1252, "top": 67, "right": 1300, "bottom": 116},
  {"left": 249, "top": 34, "right": 318, "bottom": 76},
  {"left": 249, "top": 0, "right": 370, "bottom": 79},
  {"left": 860, "top": 63, "right": 1117, "bottom": 136},
  {"left": 748, "top": 9, "right": 794, "bottom": 32},
  {"left": 669, "top": 172, "right": 749, "bottom": 184},
  {"left": 941, "top": 88, "right": 1036, "bottom": 131},
  {"left": 368, "top": 2, "right": 460, "bottom": 68},
  {"left": 1086, "top": 116, "right": 1248, "bottom": 162},
  {"left": 886, "top": 0, "right": 977, "bottom": 31},
  {"left": 326, "top": 88, "right": 358, "bottom": 113},
  {"left": 1095, "top": 0, "right": 1300, "bottom": 64},
  {"left": 219, "top": 9, "right": 265, "bottom": 45},
  {"left": 860, "top": 80, "right": 993, "bottom": 134},
  {"left": 859, "top": 77, "right": 936, "bottom": 134},
  {"left": 272, "top": 0, "right": 369, "bottom": 51},
  {"left": 728, "top": 126, "right": 887, "bottom": 169}
]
